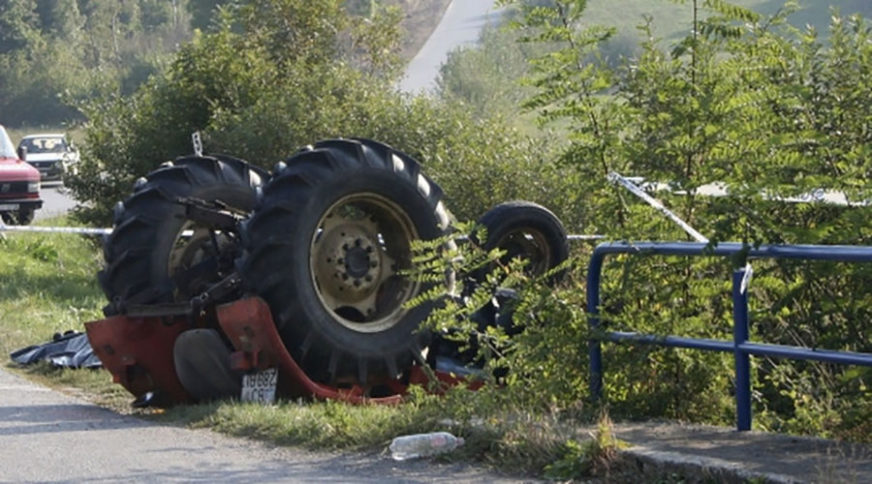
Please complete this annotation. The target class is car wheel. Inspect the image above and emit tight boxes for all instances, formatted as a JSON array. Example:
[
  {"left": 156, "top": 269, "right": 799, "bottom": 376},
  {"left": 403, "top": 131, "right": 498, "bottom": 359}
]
[{"left": 16, "top": 208, "right": 34, "bottom": 225}]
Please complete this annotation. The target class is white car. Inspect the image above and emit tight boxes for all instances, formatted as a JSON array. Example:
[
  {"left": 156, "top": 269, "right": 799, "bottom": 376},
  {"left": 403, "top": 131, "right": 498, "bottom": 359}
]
[{"left": 17, "top": 133, "right": 79, "bottom": 182}]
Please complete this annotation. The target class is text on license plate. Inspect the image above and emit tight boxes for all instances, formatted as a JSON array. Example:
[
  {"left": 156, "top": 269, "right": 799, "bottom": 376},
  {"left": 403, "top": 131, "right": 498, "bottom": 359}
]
[
  {"left": 241, "top": 367, "right": 278, "bottom": 404},
  {"left": 0, "top": 204, "right": 19, "bottom": 211}
]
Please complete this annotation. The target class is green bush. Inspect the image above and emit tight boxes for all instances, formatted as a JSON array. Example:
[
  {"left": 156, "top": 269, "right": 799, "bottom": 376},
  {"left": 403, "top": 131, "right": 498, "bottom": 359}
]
[{"left": 463, "top": 0, "right": 872, "bottom": 440}]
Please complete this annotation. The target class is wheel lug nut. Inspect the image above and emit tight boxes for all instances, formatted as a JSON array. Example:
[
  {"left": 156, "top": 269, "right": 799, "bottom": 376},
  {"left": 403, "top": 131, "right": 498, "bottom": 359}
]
[{"left": 354, "top": 279, "right": 361, "bottom": 287}]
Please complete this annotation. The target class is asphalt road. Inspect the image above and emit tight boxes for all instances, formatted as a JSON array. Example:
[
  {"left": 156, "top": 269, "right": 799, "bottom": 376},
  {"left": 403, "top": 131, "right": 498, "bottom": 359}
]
[
  {"left": 398, "top": 0, "right": 503, "bottom": 93},
  {"left": 34, "top": 182, "right": 77, "bottom": 222},
  {"left": 0, "top": 368, "right": 528, "bottom": 483}
]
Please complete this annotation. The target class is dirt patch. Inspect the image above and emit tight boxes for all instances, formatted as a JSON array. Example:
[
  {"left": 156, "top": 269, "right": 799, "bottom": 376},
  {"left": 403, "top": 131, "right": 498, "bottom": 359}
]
[{"left": 391, "top": 0, "right": 452, "bottom": 60}]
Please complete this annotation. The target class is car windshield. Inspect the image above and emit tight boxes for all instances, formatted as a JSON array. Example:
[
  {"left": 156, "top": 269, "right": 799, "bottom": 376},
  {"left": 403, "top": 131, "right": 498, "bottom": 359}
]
[
  {"left": 21, "top": 136, "right": 68, "bottom": 154},
  {"left": 0, "top": 127, "right": 16, "bottom": 158}
]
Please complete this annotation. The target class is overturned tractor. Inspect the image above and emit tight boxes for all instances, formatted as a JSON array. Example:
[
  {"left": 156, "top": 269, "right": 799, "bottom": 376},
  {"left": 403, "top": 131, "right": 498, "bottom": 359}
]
[{"left": 86, "top": 138, "right": 568, "bottom": 406}]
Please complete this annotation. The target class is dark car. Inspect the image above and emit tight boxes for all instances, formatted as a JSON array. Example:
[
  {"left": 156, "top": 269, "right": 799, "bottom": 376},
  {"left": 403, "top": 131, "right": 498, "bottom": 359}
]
[{"left": 0, "top": 125, "right": 43, "bottom": 224}]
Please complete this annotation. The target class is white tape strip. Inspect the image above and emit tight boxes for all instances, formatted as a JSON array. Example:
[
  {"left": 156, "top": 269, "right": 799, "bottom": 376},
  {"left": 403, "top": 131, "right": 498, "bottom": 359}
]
[
  {"left": 2, "top": 226, "right": 601, "bottom": 240},
  {"left": 455, "top": 233, "right": 603, "bottom": 243},
  {"left": 608, "top": 172, "right": 709, "bottom": 243},
  {"left": 0, "top": 224, "right": 112, "bottom": 235},
  {"left": 740, "top": 262, "right": 753, "bottom": 294},
  {"left": 568, "top": 234, "right": 605, "bottom": 241}
]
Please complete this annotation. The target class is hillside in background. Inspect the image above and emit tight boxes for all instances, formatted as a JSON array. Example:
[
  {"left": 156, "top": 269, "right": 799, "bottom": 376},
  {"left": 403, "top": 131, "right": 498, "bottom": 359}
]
[
  {"left": 439, "top": 0, "right": 872, "bottom": 119},
  {"left": 585, "top": 0, "right": 872, "bottom": 39},
  {"left": 583, "top": 0, "right": 872, "bottom": 55}
]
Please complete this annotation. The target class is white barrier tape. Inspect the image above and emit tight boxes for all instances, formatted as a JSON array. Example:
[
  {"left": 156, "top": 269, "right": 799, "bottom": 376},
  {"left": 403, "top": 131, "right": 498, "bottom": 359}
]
[
  {"left": 455, "top": 233, "right": 603, "bottom": 243},
  {"left": 0, "top": 224, "right": 112, "bottom": 235},
  {"left": 1, "top": 226, "right": 602, "bottom": 240},
  {"left": 740, "top": 262, "right": 753, "bottom": 295},
  {"left": 609, "top": 172, "right": 761, "bottom": 292},
  {"left": 608, "top": 172, "right": 709, "bottom": 243},
  {"left": 568, "top": 234, "right": 605, "bottom": 241}
]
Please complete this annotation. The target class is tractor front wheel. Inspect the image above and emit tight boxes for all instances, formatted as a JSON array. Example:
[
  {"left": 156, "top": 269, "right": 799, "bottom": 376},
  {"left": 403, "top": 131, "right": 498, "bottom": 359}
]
[
  {"left": 473, "top": 200, "right": 569, "bottom": 282},
  {"left": 99, "top": 155, "right": 265, "bottom": 315}
]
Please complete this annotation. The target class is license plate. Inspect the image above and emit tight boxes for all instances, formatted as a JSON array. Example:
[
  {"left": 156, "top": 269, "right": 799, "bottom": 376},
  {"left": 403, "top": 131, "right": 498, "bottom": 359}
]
[
  {"left": 0, "top": 204, "right": 19, "bottom": 211},
  {"left": 241, "top": 367, "right": 277, "bottom": 404}
]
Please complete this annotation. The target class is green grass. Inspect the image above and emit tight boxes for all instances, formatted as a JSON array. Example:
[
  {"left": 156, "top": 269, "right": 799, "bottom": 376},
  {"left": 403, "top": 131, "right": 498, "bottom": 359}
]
[
  {"left": 154, "top": 388, "right": 590, "bottom": 475},
  {"left": 0, "top": 218, "right": 104, "bottom": 355},
  {"left": 0, "top": 216, "right": 133, "bottom": 409}
]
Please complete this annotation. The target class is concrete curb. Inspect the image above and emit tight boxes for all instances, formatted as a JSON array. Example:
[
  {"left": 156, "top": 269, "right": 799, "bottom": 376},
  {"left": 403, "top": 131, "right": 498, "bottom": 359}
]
[
  {"left": 609, "top": 422, "right": 872, "bottom": 484},
  {"left": 621, "top": 446, "right": 799, "bottom": 483}
]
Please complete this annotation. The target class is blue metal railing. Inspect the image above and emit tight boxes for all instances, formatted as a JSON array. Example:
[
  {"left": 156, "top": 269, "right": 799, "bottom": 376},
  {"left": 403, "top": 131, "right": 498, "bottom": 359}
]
[{"left": 587, "top": 241, "right": 872, "bottom": 431}]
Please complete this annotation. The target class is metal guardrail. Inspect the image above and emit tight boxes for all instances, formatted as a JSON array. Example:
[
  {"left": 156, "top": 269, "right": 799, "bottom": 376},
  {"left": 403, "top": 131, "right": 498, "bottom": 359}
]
[{"left": 587, "top": 241, "right": 872, "bottom": 431}]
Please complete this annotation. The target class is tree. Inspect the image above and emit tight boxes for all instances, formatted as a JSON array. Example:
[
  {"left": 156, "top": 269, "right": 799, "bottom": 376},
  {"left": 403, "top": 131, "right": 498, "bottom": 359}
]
[
  {"left": 186, "top": 0, "right": 226, "bottom": 31},
  {"left": 140, "top": 0, "right": 173, "bottom": 31},
  {"left": 0, "top": 0, "right": 39, "bottom": 54},
  {"left": 438, "top": 25, "right": 533, "bottom": 119},
  {"left": 35, "top": 0, "right": 82, "bottom": 40}
]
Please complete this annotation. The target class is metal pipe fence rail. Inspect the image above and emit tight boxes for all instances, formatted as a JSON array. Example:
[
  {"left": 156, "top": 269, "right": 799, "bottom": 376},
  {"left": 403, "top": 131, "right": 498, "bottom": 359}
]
[{"left": 587, "top": 241, "right": 872, "bottom": 431}]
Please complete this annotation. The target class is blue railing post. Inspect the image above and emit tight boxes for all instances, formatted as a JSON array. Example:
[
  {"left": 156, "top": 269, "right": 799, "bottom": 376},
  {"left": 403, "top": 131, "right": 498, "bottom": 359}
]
[
  {"left": 587, "top": 251, "right": 605, "bottom": 401},
  {"left": 732, "top": 268, "right": 752, "bottom": 431}
]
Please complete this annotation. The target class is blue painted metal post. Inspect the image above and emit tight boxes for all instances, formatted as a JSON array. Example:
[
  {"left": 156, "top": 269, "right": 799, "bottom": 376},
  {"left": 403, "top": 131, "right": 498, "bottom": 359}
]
[
  {"left": 732, "top": 269, "right": 752, "bottom": 431},
  {"left": 588, "top": 253, "right": 605, "bottom": 401}
]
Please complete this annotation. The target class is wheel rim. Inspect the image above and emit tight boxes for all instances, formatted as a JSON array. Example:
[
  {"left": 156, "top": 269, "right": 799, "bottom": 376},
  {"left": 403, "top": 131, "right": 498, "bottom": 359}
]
[
  {"left": 310, "top": 193, "right": 420, "bottom": 333},
  {"left": 494, "top": 228, "right": 552, "bottom": 276},
  {"left": 167, "top": 222, "right": 236, "bottom": 297}
]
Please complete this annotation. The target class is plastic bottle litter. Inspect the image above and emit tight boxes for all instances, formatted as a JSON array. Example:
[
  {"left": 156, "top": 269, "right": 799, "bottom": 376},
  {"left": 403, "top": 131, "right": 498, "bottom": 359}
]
[{"left": 389, "top": 431, "right": 464, "bottom": 461}]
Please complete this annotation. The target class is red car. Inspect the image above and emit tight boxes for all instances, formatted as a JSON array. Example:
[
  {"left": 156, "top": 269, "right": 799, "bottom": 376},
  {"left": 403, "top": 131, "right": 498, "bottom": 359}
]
[{"left": 0, "top": 125, "right": 42, "bottom": 225}]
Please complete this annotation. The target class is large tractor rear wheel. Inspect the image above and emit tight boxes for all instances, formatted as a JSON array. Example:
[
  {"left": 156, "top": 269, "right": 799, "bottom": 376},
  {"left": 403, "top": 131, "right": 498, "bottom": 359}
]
[
  {"left": 239, "top": 139, "right": 452, "bottom": 386},
  {"left": 99, "top": 155, "right": 265, "bottom": 315}
]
